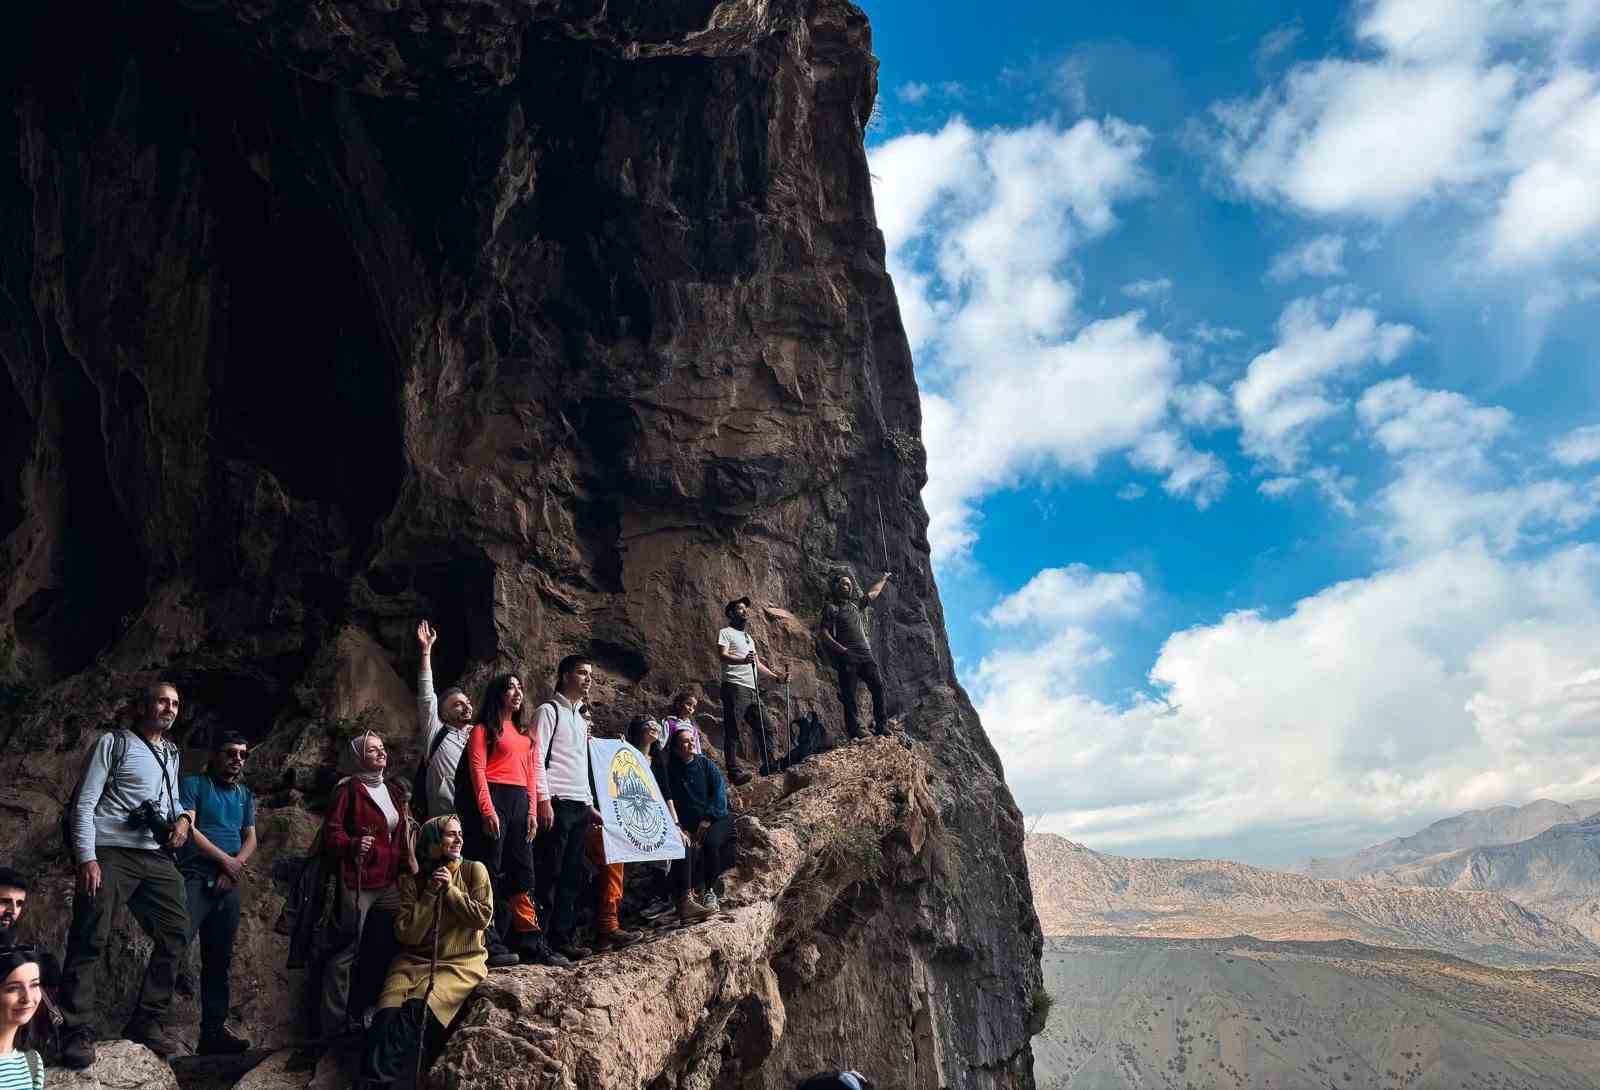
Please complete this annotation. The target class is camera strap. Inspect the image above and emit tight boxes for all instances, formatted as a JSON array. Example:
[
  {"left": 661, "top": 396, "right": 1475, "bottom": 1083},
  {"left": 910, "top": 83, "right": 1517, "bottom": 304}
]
[{"left": 133, "top": 731, "right": 177, "bottom": 818}]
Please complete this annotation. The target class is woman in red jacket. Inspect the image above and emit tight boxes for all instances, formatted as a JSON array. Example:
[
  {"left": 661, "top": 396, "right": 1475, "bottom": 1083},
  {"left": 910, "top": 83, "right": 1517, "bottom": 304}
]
[
  {"left": 456, "top": 674, "right": 563, "bottom": 967},
  {"left": 320, "top": 730, "right": 414, "bottom": 1036}
]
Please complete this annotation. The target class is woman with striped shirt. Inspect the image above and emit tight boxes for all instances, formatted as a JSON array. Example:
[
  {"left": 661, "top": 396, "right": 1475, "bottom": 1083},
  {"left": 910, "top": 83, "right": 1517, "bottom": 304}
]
[{"left": 0, "top": 946, "right": 44, "bottom": 1089}]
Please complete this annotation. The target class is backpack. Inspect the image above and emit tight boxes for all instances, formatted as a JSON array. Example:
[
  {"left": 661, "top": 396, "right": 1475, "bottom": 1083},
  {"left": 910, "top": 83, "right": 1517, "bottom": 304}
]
[
  {"left": 410, "top": 726, "right": 452, "bottom": 821},
  {"left": 58, "top": 730, "right": 131, "bottom": 864}
]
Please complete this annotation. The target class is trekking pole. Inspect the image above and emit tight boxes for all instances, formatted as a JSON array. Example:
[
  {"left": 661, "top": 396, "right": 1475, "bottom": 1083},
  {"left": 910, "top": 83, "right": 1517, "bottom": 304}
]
[
  {"left": 414, "top": 885, "right": 445, "bottom": 1089},
  {"left": 751, "top": 648, "right": 773, "bottom": 776},
  {"left": 875, "top": 492, "right": 892, "bottom": 574},
  {"left": 783, "top": 674, "right": 794, "bottom": 770},
  {"left": 345, "top": 822, "right": 373, "bottom": 1035}
]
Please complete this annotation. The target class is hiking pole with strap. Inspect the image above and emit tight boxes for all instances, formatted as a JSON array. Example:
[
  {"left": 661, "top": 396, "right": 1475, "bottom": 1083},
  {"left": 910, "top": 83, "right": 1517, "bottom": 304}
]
[
  {"left": 345, "top": 821, "right": 374, "bottom": 1036},
  {"left": 751, "top": 646, "right": 773, "bottom": 776},
  {"left": 414, "top": 885, "right": 446, "bottom": 1089}
]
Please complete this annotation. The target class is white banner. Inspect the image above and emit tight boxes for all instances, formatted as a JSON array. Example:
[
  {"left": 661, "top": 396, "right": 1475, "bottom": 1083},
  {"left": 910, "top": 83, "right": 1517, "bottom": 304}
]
[{"left": 589, "top": 738, "right": 686, "bottom": 864}]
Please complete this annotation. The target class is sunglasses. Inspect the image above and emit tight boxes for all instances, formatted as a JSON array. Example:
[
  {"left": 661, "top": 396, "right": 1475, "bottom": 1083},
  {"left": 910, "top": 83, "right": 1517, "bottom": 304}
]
[{"left": 220, "top": 750, "right": 248, "bottom": 761}]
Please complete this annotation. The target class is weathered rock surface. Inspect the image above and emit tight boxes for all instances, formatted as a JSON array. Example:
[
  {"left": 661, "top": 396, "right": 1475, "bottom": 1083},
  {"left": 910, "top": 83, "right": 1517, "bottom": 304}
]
[
  {"left": 1026, "top": 833, "right": 1600, "bottom": 968},
  {"left": 0, "top": 0, "right": 1040, "bottom": 1086},
  {"left": 46, "top": 1041, "right": 181, "bottom": 1090}
]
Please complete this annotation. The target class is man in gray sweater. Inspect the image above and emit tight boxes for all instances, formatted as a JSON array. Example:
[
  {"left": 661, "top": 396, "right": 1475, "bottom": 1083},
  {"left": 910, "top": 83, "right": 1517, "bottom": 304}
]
[{"left": 58, "top": 681, "right": 195, "bottom": 1068}]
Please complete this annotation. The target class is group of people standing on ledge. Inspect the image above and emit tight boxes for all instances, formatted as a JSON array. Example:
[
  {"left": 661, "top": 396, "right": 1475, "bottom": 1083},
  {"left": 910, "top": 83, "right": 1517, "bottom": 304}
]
[{"left": 4, "top": 571, "right": 896, "bottom": 1088}]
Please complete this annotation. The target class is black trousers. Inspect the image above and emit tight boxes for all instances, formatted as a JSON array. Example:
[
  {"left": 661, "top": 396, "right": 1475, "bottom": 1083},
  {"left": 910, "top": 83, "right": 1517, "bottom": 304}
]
[
  {"left": 183, "top": 871, "right": 241, "bottom": 1035},
  {"left": 671, "top": 815, "right": 737, "bottom": 894},
  {"left": 361, "top": 998, "right": 446, "bottom": 1087},
  {"left": 534, "top": 799, "right": 590, "bottom": 942},
  {"left": 462, "top": 782, "right": 534, "bottom": 944},
  {"left": 836, "top": 658, "right": 886, "bottom": 737}
]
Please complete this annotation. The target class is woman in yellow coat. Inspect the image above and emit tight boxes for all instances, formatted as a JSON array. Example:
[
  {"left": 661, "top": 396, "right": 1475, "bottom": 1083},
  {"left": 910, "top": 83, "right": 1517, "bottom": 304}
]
[{"left": 360, "top": 814, "right": 493, "bottom": 1088}]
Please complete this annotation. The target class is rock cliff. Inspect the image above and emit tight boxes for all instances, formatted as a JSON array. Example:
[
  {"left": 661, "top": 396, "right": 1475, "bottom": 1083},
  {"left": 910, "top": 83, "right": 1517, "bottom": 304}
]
[{"left": 0, "top": 1, "right": 1041, "bottom": 1086}]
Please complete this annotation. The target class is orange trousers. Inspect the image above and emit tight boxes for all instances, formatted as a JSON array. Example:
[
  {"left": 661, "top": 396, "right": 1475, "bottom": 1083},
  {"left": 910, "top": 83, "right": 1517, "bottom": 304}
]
[{"left": 585, "top": 827, "right": 625, "bottom": 934}]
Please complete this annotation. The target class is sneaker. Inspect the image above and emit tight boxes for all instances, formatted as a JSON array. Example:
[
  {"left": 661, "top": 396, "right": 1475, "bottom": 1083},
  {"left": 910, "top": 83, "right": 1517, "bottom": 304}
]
[
  {"left": 639, "top": 897, "right": 674, "bottom": 921},
  {"left": 123, "top": 1020, "right": 190, "bottom": 1058},
  {"left": 700, "top": 888, "right": 721, "bottom": 911},
  {"left": 197, "top": 1025, "right": 251, "bottom": 1055},
  {"left": 728, "top": 767, "right": 753, "bottom": 786},
  {"left": 676, "top": 895, "right": 714, "bottom": 923},
  {"left": 516, "top": 937, "right": 572, "bottom": 968},
  {"left": 594, "top": 927, "right": 642, "bottom": 952},
  {"left": 553, "top": 939, "right": 593, "bottom": 961},
  {"left": 60, "top": 1029, "right": 95, "bottom": 1070}
]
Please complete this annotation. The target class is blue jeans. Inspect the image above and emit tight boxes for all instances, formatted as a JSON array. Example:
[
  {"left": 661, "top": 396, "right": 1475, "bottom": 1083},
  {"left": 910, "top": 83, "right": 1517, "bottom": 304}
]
[{"left": 183, "top": 871, "right": 241, "bottom": 1035}]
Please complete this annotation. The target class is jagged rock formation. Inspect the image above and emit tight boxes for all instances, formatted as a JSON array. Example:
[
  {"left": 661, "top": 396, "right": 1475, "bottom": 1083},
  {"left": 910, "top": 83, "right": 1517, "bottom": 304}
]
[
  {"left": 0, "top": 1, "right": 1041, "bottom": 1086},
  {"left": 1301, "top": 797, "right": 1600, "bottom": 881},
  {"left": 1025, "top": 833, "right": 1600, "bottom": 968}
]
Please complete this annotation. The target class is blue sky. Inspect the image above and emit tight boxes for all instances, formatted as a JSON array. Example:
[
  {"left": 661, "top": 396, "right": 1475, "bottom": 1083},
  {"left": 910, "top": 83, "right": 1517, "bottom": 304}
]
[{"left": 860, "top": 0, "right": 1600, "bottom": 866}]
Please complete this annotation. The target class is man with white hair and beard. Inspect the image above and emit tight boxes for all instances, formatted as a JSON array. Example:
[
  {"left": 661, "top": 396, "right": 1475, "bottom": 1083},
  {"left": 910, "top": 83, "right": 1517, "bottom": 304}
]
[{"left": 58, "top": 680, "right": 195, "bottom": 1067}]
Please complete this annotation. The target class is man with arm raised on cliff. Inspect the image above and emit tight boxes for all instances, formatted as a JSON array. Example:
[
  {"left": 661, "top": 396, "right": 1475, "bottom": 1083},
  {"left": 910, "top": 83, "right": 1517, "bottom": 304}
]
[
  {"left": 717, "top": 598, "right": 789, "bottom": 784},
  {"left": 58, "top": 681, "right": 196, "bottom": 1067},
  {"left": 819, "top": 572, "right": 894, "bottom": 741}
]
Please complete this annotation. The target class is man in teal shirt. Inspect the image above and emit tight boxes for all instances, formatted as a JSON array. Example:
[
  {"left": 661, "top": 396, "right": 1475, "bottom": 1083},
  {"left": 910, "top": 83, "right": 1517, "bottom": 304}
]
[{"left": 179, "top": 732, "right": 256, "bottom": 1055}]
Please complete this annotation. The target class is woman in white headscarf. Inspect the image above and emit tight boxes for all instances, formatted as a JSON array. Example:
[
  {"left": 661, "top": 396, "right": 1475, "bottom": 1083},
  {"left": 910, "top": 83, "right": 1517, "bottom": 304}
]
[{"left": 319, "top": 730, "right": 415, "bottom": 1036}]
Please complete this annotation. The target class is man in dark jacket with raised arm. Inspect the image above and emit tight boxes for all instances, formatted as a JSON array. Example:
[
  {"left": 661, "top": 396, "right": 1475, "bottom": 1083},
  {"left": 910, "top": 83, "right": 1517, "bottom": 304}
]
[{"left": 818, "top": 572, "right": 894, "bottom": 740}]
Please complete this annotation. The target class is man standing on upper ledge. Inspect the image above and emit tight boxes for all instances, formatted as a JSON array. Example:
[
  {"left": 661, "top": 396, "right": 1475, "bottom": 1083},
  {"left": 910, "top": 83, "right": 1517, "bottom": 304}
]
[
  {"left": 818, "top": 572, "right": 894, "bottom": 741},
  {"left": 717, "top": 597, "right": 789, "bottom": 785}
]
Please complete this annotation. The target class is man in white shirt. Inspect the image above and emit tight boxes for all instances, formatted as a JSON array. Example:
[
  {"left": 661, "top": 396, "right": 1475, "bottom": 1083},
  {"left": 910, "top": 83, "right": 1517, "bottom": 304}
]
[
  {"left": 414, "top": 620, "right": 474, "bottom": 818},
  {"left": 717, "top": 597, "right": 788, "bottom": 784},
  {"left": 532, "top": 655, "right": 603, "bottom": 962}
]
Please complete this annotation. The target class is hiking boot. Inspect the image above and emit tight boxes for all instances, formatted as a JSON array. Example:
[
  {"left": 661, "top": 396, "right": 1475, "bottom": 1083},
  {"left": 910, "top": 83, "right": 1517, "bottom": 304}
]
[
  {"left": 728, "top": 767, "right": 753, "bottom": 786},
  {"left": 677, "top": 895, "right": 714, "bottom": 923},
  {"left": 594, "top": 927, "right": 642, "bottom": 952},
  {"left": 197, "top": 1025, "right": 251, "bottom": 1055},
  {"left": 553, "top": 938, "right": 593, "bottom": 962},
  {"left": 515, "top": 936, "right": 571, "bottom": 968},
  {"left": 175, "top": 971, "right": 195, "bottom": 998},
  {"left": 872, "top": 724, "right": 891, "bottom": 737},
  {"left": 123, "top": 1019, "right": 190, "bottom": 1058},
  {"left": 488, "top": 947, "right": 521, "bottom": 969},
  {"left": 60, "top": 1029, "right": 96, "bottom": 1070},
  {"left": 700, "top": 887, "right": 721, "bottom": 911}
]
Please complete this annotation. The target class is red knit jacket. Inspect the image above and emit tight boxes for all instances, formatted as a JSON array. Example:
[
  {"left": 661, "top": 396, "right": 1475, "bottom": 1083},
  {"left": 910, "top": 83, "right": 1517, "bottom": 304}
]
[{"left": 323, "top": 780, "right": 413, "bottom": 890}]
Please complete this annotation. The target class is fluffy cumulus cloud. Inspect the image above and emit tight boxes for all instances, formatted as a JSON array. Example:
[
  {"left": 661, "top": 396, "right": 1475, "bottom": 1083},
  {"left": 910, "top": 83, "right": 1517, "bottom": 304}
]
[
  {"left": 985, "top": 565, "right": 1144, "bottom": 626},
  {"left": 1232, "top": 297, "right": 1416, "bottom": 471},
  {"left": 1551, "top": 423, "right": 1600, "bottom": 466},
  {"left": 1213, "top": 0, "right": 1600, "bottom": 266},
  {"left": 977, "top": 544, "right": 1600, "bottom": 858},
  {"left": 870, "top": 117, "right": 1225, "bottom": 558},
  {"left": 1356, "top": 377, "right": 1598, "bottom": 555}
]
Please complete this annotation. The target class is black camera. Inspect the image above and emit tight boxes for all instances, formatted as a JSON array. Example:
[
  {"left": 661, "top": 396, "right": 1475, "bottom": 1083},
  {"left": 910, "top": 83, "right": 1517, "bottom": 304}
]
[{"left": 128, "top": 799, "right": 175, "bottom": 845}]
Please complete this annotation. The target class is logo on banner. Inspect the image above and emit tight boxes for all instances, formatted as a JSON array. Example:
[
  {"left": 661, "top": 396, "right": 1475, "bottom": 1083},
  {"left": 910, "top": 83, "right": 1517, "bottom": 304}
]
[{"left": 608, "top": 746, "right": 669, "bottom": 852}]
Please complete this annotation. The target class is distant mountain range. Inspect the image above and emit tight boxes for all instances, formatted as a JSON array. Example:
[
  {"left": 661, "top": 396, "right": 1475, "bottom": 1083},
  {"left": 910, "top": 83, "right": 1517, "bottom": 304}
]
[
  {"left": 1296, "top": 797, "right": 1600, "bottom": 943},
  {"left": 1035, "top": 935, "right": 1600, "bottom": 1090},
  {"left": 1025, "top": 832, "right": 1600, "bottom": 967},
  {"left": 1301, "top": 797, "right": 1600, "bottom": 880}
]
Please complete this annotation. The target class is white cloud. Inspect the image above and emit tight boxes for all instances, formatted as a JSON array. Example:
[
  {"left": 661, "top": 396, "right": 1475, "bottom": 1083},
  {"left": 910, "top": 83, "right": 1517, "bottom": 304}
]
[
  {"left": 1117, "top": 483, "right": 1148, "bottom": 501},
  {"left": 984, "top": 543, "right": 1600, "bottom": 856},
  {"left": 1258, "top": 476, "right": 1302, "bottom": 498},
  {"left": 1129, "top": 431, "right": 1230, "bottom": 508},
  {"left": 1551, "top": 423, "right": 1600, "bottom": 466},
  {"left": 986, "top": 565, "right": 1144, "bottom": 627},
  {"left": 1232, "top": 298, "right": 1416, "bottom": 471},
  {"left": 1213, "top": 0, "right": 1600, "bottom": 265},
  {"left": 897, "top": 81, "right": 930, "bottom": 104},
  {"left": 1193, "top": 321, "right": 1245, "bottom": 345},
  {"left": 1121, "top": 277, "right": 1173, "bottom": 299},
  {"left": 1256, "top": 21, "right": 1304, "bottom": 65},
  {"left": 1355, "top": 378, "right": 1599, "bottom": 555},
  {"left": 1357, "top": 375, "right": 1513, "bottom": 457},
  {"left": 1173, "top": 382, "right": 1232, "bottom": 429},
  {"left": 872, "top": 117, "right": 1197, "bottom": 559},
  {"left": 1268, "top": 233, "right": 1347, "bottom": 280},
  {"left": 1490, "top": 68, "right": 1600, "bottom": 265}
]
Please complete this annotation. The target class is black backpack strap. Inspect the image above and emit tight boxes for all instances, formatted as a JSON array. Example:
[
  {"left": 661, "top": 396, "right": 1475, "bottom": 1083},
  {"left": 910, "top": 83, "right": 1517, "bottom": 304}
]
[
  {"left": 539, "top": 702, "right": 560, "bottom": 768},
  {"left": 427, "top": 725, "right": 450, "bottom": 760}
]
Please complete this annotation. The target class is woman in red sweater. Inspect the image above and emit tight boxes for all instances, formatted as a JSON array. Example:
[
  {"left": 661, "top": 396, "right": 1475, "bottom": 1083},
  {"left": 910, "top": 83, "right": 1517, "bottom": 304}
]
[
  {"left": 455, "top": 674, "right": 563, "bottom": 967},
  {"left": 320, "top": 730, "right": 414, "bottom": 1035}
]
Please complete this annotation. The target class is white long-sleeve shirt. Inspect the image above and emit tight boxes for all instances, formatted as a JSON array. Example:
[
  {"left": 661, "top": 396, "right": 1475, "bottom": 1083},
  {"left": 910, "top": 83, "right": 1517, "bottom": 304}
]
[
  {"left": 533, "top": 692, "right": 592, "bottom": 806},
  {"left": 418, "top": 668, "right": 470, "bottom": 815}
]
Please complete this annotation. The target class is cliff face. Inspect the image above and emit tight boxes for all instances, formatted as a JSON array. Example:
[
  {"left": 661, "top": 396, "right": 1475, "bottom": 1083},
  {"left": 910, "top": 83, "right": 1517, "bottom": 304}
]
[{"left": 0, "top": 2, "right": 1041, "bottom": 1087}]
